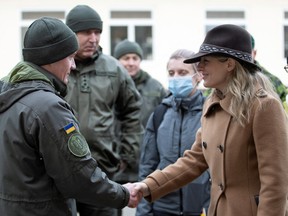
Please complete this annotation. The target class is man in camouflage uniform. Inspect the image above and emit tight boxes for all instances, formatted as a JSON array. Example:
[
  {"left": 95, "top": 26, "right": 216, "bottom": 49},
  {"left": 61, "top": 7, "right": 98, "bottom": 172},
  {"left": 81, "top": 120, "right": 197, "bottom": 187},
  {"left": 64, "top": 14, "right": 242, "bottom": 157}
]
[{"left": 251, "top": 35, "right": 287, "bottom": 102}]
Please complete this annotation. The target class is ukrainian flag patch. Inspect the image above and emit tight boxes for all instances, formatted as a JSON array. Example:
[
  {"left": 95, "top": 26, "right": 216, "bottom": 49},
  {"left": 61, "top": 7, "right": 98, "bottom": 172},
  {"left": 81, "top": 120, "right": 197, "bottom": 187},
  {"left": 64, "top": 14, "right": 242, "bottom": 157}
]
[{"left": 64, "top": 122, "right": 76, "bottom": 134}]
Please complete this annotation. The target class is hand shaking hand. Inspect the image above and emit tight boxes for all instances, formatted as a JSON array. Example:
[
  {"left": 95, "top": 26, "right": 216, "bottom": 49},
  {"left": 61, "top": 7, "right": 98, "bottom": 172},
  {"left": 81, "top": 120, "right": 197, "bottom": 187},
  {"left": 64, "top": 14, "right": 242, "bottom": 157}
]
[
  {"left": 132, "top": 182, "right": 150, "bottom": 197},
  {"left": 122, "top": 182, "right": 150, "bottom": 208}
]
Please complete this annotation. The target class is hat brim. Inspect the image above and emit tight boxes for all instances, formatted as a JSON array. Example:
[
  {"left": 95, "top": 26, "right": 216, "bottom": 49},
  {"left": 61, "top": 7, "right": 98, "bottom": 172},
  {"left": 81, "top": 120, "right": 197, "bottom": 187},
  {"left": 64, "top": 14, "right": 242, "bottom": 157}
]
[
  {"left": 184, "top": 51, "right": 262, "bottom": 71},
  {"left": 183, "top": 52, "right": 209, "bottom": 64}
]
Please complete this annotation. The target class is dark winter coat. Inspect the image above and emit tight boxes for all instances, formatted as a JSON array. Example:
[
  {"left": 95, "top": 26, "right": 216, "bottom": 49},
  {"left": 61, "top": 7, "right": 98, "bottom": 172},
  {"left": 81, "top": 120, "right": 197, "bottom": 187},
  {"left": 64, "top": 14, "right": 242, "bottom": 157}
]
[
  {"left": 133, "top": 69, "right": 167, "bottom": 127},
  {"left": 0, "top": 62, "right": 129, "bottom": 216},
  {"left": 65, "top": 49, "right": 143, "bottom": 177},
  {"left": 113, "top": 69, "right": 167, "bottom": 183}
]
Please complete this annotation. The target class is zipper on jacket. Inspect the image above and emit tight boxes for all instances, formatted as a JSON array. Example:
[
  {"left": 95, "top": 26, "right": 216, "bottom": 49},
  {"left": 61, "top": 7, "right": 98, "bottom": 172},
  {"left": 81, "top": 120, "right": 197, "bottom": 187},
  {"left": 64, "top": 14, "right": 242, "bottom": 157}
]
[{"left": 178, "top": 107, "right": 185, "bottom": 215}]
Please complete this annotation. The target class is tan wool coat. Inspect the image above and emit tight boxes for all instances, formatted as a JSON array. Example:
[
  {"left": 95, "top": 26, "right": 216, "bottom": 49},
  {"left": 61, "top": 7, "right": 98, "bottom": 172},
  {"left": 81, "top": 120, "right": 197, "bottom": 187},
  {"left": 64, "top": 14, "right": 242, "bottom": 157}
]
[{"left": 143, "top": 88, "right": 288, "bottom": 216}]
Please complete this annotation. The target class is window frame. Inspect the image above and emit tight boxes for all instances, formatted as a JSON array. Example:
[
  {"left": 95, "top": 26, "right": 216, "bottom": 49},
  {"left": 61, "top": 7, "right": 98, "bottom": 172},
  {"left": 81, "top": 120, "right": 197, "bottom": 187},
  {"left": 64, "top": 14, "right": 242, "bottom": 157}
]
[{"left": 109, "top": 10, "right": 153, "bottom": 60}]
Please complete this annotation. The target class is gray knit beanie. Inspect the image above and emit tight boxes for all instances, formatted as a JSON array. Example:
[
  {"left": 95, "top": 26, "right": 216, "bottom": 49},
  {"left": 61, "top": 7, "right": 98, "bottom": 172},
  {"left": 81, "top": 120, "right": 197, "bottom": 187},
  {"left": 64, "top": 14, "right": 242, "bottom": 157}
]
[
  {"left": 22, "top": 17, "right": 78, "bottom": 66},
  {"left": 66, "top": 5, "right": 103, "bottom": 33},
  {"left": 113, "top": 39, "right": 143, "bottom": 59}
]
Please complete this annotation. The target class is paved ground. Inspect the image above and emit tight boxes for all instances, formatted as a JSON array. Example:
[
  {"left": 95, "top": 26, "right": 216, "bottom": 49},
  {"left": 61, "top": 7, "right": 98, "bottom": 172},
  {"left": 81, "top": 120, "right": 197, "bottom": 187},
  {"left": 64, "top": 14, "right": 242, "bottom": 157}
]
[
  {"left": 77, "top": 207, "right": 136, "bottom": 216},
  {"left": 122, "top": 207, "right": 136, "bottom": 216}
]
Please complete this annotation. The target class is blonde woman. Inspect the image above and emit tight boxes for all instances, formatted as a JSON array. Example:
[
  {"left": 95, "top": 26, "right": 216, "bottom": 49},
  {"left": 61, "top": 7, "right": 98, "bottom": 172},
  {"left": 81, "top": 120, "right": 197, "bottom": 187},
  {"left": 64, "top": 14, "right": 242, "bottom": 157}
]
[{"left": 131, "top": 24, "right": 288, "bottom": 216}]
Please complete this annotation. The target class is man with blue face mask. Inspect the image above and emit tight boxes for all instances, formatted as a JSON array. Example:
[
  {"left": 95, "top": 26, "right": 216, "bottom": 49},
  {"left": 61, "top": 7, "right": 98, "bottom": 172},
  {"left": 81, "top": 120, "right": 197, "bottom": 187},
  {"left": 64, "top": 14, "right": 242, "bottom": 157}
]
[{"left": 136, "top": 49, "right": 210, "bottom": 216}]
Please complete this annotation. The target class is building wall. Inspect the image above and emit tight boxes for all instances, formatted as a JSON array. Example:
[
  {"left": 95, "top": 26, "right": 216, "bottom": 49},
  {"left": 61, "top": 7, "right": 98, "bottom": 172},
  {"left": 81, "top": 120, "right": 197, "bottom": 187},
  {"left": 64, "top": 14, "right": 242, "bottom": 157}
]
[{"left": 0, "top": 0, "right": 287, "bottom": 86}]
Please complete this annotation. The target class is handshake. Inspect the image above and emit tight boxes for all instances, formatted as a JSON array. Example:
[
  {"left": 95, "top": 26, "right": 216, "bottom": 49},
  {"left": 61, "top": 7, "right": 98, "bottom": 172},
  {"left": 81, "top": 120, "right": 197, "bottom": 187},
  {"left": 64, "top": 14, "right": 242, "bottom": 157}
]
[{"left": 122, "top": 182, "right": 149, "bottom": 208}]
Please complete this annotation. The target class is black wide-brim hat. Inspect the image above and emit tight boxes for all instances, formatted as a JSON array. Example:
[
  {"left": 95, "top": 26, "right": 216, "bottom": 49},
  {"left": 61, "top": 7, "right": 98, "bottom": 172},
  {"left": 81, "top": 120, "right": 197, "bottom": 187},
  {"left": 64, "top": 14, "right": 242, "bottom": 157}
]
[{"left": 184, "top": 24, "right": 261, "bottom": 71}]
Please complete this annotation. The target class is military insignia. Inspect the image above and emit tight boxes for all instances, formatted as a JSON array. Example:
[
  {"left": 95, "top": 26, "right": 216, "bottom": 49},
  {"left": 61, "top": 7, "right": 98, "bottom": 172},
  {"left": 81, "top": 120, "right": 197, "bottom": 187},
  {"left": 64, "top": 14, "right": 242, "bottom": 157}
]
[
  {"left": 68, "top": 133, "right": 89, "bottom": 157},
  {"left": 64, "top": 122, "right": 76, "bottom": 134}
]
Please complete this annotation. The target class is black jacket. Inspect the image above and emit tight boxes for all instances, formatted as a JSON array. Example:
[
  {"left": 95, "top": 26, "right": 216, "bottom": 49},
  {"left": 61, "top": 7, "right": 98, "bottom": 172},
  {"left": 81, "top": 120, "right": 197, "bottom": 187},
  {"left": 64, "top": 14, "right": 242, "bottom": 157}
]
[
  {"left": 0, "top": 62, "right": 129, "bottom": 216},
  {"left": 65, "top": 49, "right": 143, "bottom": 177}
]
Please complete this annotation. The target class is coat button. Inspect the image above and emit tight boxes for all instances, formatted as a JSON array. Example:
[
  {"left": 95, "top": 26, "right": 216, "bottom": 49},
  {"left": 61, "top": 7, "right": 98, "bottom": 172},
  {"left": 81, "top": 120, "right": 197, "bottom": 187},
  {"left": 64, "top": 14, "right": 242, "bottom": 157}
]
[
  {"left": 217, "top": 144, "right": 224, "bottom": 153},
  {"left": 202, "top": 141, "right": 207, "bottom": 149},
  {"left": 218, "top": 183, "right": 224, "bottom": 191}
]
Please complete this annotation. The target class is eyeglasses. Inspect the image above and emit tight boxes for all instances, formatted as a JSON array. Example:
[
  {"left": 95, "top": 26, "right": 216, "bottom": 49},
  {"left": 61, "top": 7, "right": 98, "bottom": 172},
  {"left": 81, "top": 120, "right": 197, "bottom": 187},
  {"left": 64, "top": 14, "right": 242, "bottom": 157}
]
[{"left": 285, "top": 65, "right": 288, "bottom": 73}]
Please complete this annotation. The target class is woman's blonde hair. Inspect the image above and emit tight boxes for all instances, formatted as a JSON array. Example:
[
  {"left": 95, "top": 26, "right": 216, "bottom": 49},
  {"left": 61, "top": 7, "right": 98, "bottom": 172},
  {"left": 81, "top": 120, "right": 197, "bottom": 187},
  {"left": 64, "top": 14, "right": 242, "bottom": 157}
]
[{"left": 211, "top": 60, "right": 280, "bottom": 126}]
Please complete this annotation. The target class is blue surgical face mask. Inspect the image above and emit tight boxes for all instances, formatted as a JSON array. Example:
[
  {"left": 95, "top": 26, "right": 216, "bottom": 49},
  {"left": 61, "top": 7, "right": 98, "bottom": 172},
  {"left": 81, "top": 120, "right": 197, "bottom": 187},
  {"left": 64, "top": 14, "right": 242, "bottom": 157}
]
[{"left": 168, "top": 75, "right": 196, "bottom": 98}]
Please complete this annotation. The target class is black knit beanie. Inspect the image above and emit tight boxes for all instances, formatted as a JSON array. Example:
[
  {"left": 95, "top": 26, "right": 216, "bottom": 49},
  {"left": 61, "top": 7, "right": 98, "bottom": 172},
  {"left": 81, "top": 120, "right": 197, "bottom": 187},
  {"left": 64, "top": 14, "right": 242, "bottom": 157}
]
[
  {"left": 22, "top": 17, "right": 78, "bottom": 66},
  {"left": 113, "top": 39, "right": 143, "bottom": 59},
  {"left": 66, "top": 5, "right": 103, "bottom": 33}
]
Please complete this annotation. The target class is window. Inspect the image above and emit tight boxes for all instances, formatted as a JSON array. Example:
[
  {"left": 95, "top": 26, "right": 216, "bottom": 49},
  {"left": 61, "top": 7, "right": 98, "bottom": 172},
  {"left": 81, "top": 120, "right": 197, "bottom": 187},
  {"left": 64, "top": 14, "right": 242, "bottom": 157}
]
[
  {"left": 21, "top": 11, "right": 65, "bottom": 48},
  {"left": 205, "top": 10, "right": 245, "bottom": 33},
  {"left": 135, "top": 26, "right": 152, "bottom": 59},
  {"left": 110, "top": 10, "right": 153, "bottom": 60},
  {"left": 284, "top": 11, "right": 288, "bottom": 57},
  {"left": 110, "top": 26, "right": 128, "bottom": 51}
]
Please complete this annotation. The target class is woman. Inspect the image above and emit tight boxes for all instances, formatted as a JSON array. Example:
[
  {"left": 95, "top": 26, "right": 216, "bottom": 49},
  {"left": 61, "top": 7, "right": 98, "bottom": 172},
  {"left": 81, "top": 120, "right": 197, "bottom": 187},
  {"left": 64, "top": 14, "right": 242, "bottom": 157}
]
[
  {"left": 132, "top": 24, "right": 288, "bottom": 216},
  {"left": 136, "top": 49, "right": 210, "bottom": 216}
]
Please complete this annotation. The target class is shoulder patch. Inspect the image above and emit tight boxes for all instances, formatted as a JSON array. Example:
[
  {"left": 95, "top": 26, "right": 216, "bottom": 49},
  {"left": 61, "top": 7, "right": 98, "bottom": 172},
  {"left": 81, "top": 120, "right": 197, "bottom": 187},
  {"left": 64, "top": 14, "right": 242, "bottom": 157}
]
[{"left": 68, "top": 133, "right": 89, "bottom": 157}]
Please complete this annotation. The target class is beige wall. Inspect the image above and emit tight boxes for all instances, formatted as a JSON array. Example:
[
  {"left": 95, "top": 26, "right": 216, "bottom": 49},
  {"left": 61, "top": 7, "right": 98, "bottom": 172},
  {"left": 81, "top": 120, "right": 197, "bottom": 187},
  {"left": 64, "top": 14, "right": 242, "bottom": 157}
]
[{"left": 0, "top": 0, "right": 288, "bottom": 86}]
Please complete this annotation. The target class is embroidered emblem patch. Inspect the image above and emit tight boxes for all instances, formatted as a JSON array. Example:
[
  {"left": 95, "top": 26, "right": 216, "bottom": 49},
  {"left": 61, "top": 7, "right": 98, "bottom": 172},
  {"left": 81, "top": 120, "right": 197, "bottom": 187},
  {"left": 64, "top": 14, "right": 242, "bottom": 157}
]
[{"left": 68, "top": 133, "right": 89, "bottom": 157}]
